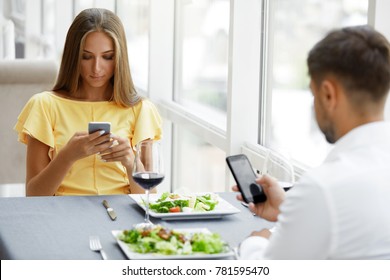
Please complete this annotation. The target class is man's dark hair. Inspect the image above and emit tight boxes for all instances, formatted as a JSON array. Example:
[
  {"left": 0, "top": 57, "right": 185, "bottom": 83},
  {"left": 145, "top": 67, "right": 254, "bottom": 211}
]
[{"left": 308, "top": 25, "right": 390, "bottom": 103}]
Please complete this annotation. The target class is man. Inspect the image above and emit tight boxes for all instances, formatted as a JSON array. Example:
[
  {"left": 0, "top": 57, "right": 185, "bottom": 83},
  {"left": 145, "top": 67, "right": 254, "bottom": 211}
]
[{"left": 235, "top": 25, "right": 390, "bottom": 259}]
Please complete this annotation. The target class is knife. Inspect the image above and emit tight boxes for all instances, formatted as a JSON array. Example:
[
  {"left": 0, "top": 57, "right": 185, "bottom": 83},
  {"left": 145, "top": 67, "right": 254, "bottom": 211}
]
[{"left": 102, "top": 200, "right": 117, "bottom": 221}]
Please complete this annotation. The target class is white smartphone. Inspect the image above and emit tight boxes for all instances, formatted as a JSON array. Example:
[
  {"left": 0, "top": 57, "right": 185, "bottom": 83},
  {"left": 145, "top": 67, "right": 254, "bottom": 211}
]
[{"left": 88, "top": 122, "right": 111, "bottom": 135}]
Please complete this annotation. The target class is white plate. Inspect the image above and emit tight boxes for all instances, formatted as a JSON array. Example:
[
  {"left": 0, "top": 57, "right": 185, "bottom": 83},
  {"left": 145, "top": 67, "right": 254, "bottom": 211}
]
[
  {"left": 129, "top": 193, "right": 240, "bottom": 220},
  {"left": 112, "top": 228, "right": 235, "bottom": 260}
]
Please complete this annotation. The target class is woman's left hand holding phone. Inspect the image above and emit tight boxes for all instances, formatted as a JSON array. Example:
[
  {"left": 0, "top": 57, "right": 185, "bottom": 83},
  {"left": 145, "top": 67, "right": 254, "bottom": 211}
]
[
  {"left": 99, "top": 134, "right": 134, "bottom": 169},
  {"left": 98, "top": 134, "right": 148, "bottom": 194}
]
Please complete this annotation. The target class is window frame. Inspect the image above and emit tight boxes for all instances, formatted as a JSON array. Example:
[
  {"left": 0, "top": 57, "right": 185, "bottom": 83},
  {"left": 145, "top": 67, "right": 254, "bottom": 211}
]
[{"left": 149, "top": 0, "right": 383, "bottom": 192}]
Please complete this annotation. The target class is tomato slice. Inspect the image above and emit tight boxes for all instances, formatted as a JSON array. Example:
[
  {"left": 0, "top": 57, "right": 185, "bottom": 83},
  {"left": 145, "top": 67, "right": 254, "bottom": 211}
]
[{"left": 169, "top": 206, "right": 181, "bottom": 213}]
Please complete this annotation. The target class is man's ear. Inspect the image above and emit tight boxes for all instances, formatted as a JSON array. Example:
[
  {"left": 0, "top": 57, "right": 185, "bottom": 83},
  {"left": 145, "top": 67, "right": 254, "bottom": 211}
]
[{"left": 319, "top": 79, "right": 338, "bottom": 111}]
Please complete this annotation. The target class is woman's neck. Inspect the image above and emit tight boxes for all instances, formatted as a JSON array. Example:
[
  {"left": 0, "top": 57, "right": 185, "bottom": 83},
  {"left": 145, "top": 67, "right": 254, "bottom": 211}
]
[{"left": 76, "top": 83, "right": 113, "bottom": 101}]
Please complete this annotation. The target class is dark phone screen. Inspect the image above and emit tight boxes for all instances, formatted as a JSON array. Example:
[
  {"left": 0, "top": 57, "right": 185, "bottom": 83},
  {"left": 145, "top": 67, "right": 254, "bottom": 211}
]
[
  {"left": 88, "top": 122, "right": 111, "bottom": 135},
  {"left": 226, "top": 154, "right": 266, "bottom": 203}
]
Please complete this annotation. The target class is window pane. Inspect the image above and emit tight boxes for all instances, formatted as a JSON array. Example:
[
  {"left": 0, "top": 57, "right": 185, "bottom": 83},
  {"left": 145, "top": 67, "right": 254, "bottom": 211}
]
[
  {"left": 74, "top": 0, "right": 116, "bottom": 14},
  {"left": 174, "top": 0, "right": 230, "bottom": 129},
  {"left": 173, "top": 126, "right": 226, "bottom": 193},
  {"left": 42, "top": 0, "right": 56, "bottom": 58},
  {"left": 117, "top": 0, "right": 149, "bottom": 91},
  {"left": 3, "top": 0, "right": 26, "bottom": 58},
  {"left": 269, "top": 0, "right": 368, "bottom": 167},
  {"left": 74, "top": 0, "right": 94, "bottom": 15}
]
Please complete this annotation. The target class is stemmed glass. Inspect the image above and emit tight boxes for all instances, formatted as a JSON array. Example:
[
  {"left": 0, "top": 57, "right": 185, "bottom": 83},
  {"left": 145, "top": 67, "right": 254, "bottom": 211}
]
[
  {"left": 132, "top": 140, "right": 164, "bottom": 227},
  {"left": 262, "top": 149, "right": 295, "bottom": 189}
]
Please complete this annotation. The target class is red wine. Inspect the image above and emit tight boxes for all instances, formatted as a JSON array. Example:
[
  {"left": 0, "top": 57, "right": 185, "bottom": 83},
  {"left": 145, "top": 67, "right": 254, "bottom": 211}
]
[{"left": 133, "top": 172, "right": 165, "bottom": 190}]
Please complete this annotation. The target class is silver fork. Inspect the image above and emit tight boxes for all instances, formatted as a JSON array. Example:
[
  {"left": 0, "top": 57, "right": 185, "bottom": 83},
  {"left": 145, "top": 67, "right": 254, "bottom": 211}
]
[{"left": 89, "top": 235, "right": 108, "bottom": 260}]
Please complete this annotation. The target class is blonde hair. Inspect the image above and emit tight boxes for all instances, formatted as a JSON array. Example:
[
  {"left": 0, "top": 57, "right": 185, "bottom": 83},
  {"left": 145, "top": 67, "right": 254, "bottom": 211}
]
[{"left": 53, "top": 8, "right": 140, "bottom": 107}]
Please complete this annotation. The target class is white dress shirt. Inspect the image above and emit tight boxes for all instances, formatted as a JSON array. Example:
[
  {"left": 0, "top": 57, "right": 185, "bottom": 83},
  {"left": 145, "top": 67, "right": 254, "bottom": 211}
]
[{"left": 239, "top": 121, "right": 390, "bottom": 259}]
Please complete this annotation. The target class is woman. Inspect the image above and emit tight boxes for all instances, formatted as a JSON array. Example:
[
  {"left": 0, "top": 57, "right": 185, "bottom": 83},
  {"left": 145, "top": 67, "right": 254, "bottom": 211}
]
[{"left": 14, "top": 8, "right": 162, "bottom": 196}]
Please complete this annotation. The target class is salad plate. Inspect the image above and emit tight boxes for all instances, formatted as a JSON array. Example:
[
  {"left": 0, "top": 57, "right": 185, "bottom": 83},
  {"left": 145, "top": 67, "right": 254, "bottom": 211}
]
[
  {"left": 112, "top": 228, "right": 235, "bottom": 260},
  {"left": 129, "top": 193, "right": 240, "bottom": 220}
]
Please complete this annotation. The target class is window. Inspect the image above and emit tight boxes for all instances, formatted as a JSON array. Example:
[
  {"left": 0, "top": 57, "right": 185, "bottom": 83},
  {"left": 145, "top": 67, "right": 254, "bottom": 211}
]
[
  {"left": 168, "top": 0, "right": 231, "bottom": 192},
  {"left": 74, "top": 0, "right": 115, "bottom": 14},
  {"left": 41, "top": 0, "right": 56, "bottom": 58},
  {"left": 267, "top": 0, "right": 369, "bottom": 167},
  {"left": 15, "top": 0, "right": 149, "bottom": 91},
  {"left": 172, "top": 126, "right": 226, "bottom": 193},
  {"left": 117, "top": 0, "right": 150, "bottom": 91},
  {"left": 174, "top": 0, "right": 230, "bottom": 130}
]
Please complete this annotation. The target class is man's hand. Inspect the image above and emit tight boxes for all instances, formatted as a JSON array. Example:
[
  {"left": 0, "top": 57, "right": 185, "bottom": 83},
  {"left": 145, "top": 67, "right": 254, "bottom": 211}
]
[
  {"left": 232, "top": 175, "right": 285, "bottom": 222},
  {"left": 250, "top": 228, "right": 272, "bottom": 239}
]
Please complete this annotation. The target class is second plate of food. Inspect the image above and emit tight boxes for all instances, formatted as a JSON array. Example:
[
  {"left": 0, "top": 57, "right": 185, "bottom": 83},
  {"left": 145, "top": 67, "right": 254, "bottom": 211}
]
[{"left": 129, "top": 192, "right": 240, "bottom": 220}]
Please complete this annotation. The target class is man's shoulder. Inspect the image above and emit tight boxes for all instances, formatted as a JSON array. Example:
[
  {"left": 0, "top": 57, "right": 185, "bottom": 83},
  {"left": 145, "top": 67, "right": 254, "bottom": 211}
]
[{"left": 298, "top": 134, "right": 390, "bottom": 192}]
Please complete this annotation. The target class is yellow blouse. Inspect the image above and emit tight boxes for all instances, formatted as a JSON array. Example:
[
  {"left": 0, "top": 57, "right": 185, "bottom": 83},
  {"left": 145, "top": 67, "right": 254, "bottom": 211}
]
[{"left": 14, "top": 91, "right": 162, "bottom": 196}]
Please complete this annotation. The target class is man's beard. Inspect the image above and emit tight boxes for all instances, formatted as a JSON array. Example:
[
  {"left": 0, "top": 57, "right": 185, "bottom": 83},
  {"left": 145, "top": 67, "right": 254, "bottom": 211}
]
[{"left": 321, "top": 123, "right": 336, "bottom": 144}]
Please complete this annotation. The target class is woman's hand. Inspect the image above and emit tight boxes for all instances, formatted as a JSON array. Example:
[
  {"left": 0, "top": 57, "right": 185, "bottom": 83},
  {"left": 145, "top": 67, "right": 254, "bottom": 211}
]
[
  {"left": 25, "top": 131, "right": 111, "bottom": 196},
  {"left": 60, "top": 131, "right": 112, "bottom": 164},
  {"left": 99, "top": 134, "right": 135, "bottom": 169}
]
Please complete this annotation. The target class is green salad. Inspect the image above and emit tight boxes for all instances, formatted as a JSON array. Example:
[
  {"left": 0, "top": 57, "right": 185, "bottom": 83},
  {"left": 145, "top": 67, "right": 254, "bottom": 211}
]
[
  {"left": 119, "top": 225, "right": 227, "bottom": 255},
  {"left": 148, "top": 192, "right": 219, "bottom": 213}
]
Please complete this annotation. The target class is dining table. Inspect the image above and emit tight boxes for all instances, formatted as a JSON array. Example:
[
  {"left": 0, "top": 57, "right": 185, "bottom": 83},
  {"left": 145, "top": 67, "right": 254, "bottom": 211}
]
[{"left": 0, "top": 192, "right": 274, "bottom": 260}]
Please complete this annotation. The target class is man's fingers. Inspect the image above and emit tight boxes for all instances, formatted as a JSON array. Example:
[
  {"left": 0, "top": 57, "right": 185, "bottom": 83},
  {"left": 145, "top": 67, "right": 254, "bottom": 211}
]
[
  {"left": 248, "top": 202, "right": 257, "bottom": 212},
  {"left": 257, "top": 174, "right": 279, "bottom": 190},
  {"left": 248, "top": 202, "right": 261, "bottom": 216},
  {"left": 236, "top": 193, "right": 244, "bottom": 202}
]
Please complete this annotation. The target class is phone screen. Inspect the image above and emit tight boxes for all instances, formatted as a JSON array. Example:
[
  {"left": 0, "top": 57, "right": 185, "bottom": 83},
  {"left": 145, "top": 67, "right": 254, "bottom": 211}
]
[
  {"left": 226, "top": 154, "right": 266, "bottom": 203},
  {"left": 88, "top": 122, "right": 111, "bottom": 135}
]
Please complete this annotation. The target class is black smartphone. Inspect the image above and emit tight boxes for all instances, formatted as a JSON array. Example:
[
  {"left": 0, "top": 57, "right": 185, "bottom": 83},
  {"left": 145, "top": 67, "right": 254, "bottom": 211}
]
[
  {"left": 88, "top": 122, "right": 111, "bottom": 135},
  {"left": 226, "top": 154, "right": 267, "bottom": 204}
]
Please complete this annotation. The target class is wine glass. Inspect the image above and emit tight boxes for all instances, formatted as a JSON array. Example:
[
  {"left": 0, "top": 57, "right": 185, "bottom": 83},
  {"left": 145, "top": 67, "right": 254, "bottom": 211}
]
[
  {"left": 261, "top": 148, "right": 295, "bottom": 190},
  {"left": 132, "top": 139, "right": 164, "bottom": 227}
]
